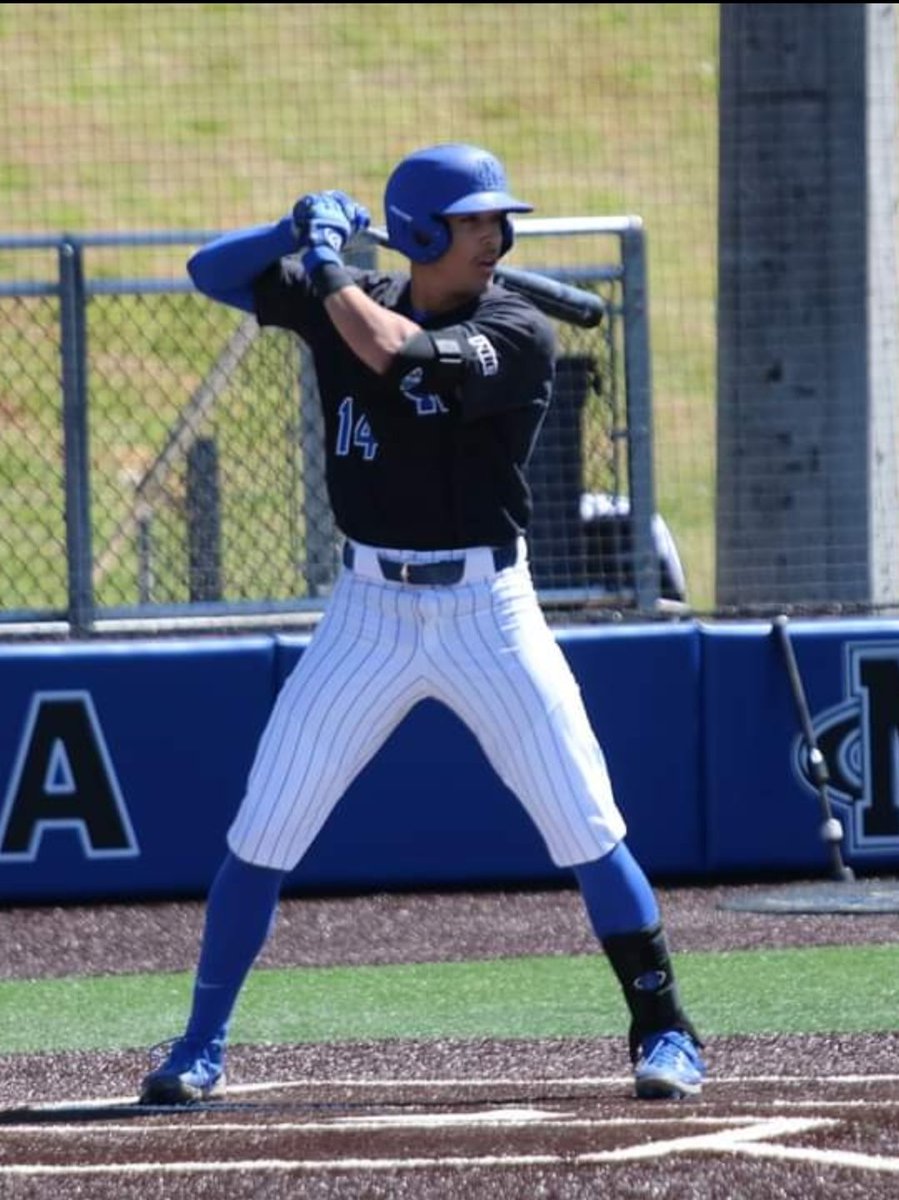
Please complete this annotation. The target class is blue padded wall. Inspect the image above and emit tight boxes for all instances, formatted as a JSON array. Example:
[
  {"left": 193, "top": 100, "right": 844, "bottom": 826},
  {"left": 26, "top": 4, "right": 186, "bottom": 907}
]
[
  {"left": 0, "top": 638, "right": 276, "bottom": 900},
  {"left": 701, "top": 620, "right": 899, "bottom": 874}
]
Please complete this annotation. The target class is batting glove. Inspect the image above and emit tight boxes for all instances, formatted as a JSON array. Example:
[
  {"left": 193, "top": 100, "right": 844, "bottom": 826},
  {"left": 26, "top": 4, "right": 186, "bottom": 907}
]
[{"left": 291, "top": 190, "right": 370, "bottom": 275}]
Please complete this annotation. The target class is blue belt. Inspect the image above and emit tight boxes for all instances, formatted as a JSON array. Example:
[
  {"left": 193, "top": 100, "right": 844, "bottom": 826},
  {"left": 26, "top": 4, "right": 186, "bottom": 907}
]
[{"left": 342, "top": 541, "right": 518, "bottom": 585}]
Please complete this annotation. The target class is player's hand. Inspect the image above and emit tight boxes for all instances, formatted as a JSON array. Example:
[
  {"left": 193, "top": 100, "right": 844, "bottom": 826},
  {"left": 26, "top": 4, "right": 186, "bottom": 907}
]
[
  {"left": 291, "top": 190, "right": 370, "bottom": 273},
  {"left": 329, "top": 190, "right": 370, "bottom": 241}
]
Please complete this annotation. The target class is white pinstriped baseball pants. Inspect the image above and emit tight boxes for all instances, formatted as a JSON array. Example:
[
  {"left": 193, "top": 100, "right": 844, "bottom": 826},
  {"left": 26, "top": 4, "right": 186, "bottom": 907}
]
[{"left": 228, "top": 539, "right": 627, "bottom": 870}]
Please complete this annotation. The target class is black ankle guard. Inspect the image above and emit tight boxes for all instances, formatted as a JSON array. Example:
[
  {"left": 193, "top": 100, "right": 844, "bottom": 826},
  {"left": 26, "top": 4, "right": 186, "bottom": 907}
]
[{"left": 600, "top": 924, "right": 702, "bottom": 1061}]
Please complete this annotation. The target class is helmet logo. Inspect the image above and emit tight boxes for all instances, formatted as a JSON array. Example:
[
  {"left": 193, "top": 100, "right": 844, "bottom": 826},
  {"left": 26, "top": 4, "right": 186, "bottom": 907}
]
[
  {"left": 473, "top": 157, "right": 505, "bottom": 191},
  {"left": 388, "top": 203, "right": 414, "bottom": 225}
]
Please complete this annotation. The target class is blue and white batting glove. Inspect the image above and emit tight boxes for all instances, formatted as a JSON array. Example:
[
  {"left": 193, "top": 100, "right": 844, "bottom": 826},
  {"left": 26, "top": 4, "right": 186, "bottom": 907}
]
[{"left": 291, "top": 190, "right": 370, "bottom": 275}]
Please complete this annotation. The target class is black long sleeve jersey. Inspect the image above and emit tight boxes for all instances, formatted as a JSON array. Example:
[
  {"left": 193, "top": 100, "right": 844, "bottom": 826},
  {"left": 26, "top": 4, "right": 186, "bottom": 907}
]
[{"left": 253, "top": 262, "right": 556, "bottom": 551}]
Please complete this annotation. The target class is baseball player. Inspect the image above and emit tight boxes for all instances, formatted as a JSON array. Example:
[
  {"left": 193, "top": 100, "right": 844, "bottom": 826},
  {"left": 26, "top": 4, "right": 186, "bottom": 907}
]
[{"left": 139, "top": 143, "right": 705, "bottom": 1105}]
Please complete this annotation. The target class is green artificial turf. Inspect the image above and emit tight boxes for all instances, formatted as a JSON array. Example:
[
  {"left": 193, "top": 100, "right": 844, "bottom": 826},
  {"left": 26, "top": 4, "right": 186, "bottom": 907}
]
[{"left": 0, "top": 944, "right": 892, "bottom": 1056}]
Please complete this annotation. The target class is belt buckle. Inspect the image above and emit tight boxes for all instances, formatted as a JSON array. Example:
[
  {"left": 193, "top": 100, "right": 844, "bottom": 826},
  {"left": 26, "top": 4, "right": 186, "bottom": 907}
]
[{"left": 400, "top": 561, "right": 411, "bottom": 584}]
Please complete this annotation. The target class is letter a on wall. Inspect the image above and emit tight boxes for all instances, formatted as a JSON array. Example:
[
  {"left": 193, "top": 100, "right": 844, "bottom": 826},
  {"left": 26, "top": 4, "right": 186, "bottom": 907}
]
[{"left": 0, "top": 691, "right": 139, "bottom": 861}]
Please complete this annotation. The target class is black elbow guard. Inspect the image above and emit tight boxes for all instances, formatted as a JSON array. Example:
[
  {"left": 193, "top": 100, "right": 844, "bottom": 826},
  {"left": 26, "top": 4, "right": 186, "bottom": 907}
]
[{"left": 386, "top": 329, "right": 468, "bottom": 390}]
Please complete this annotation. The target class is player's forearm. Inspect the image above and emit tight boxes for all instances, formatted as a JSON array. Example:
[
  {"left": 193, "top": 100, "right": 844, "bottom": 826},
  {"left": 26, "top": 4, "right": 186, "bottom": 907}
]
[
  {"left": 188, "top": 219, "right": 297, "bottom": 312},
  {"left": 323, "top": 285, "right": 421, "bottom": 375}
]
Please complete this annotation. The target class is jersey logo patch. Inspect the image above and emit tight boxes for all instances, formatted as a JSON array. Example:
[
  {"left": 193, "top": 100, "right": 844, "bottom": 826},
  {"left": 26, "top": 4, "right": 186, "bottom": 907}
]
[
  {"left": 467, "top": 333, "right": 499, "bottom": 376},
  {"left": 399, "top": 368, "right": 448, "bottom": 416}
]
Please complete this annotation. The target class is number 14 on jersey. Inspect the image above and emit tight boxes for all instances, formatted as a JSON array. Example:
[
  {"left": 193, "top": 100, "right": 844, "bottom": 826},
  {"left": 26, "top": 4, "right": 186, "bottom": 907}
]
[{"left": 336, "top": 396, "right": 378, "bottom": 461}]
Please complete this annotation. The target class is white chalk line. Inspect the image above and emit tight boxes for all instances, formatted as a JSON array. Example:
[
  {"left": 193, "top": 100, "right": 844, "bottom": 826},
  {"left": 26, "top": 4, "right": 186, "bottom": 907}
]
[
  {"left": 0, "top": 1118, "right": 837, "bottom": 1177},
  {"left": 4, "top": 1073, "right": 898, "bottom": 1180},
  {"left": 729, "top": 1097, "right": 899, "bottom": 1110},
  {"left": 0, "top": 1108, "right": 560, "bottom": 1137},
  {"left": 718, "top": 1140, "right": 899, "bottom": 1174},
  {"left": 0, "top": 1112, "right": 773, "bottom": 1137},
  {"left": 190, "top": 1071, "right": 899, "bottom": 1090},
  {"left": 12, "top": 1076, "right": 630, "bottom": 1110},
  {"left": 18, "top": 1070, "right": 899, "bottom": 1112}
]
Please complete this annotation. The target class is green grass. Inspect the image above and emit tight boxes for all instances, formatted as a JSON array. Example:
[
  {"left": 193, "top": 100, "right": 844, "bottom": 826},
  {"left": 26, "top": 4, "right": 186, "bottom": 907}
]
[
  {"left": 0, "top": 4, "right": 721, "bottom": 610},
  {"left": 0, "top": 944, "right": 891, "bottom": 1056}
]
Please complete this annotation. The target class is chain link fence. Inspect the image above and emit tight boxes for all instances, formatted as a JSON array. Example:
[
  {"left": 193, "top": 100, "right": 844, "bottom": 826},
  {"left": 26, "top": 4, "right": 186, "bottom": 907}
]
[
  {"left": 7, "top": 7, "right": 895, "bottom": 627},
  {"left": 1, "top": 221, "right": 662, "bottom": 633}
]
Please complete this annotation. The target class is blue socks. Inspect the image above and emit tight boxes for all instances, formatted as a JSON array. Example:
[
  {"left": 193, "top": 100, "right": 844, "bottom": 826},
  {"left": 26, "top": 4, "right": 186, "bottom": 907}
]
[
  {"left": 184, "top": 851, "right": 286, "bottom": 1044},
  {"left": 572, "top": 841, "right": 660, "bottom": 939},
  {"left": 182, "top": 843, "right": 657, "bottom": 1045}
]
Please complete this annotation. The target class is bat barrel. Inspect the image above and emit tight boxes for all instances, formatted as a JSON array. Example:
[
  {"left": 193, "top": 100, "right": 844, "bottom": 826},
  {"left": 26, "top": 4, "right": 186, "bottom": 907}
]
[{"left": 360, "top": 227, "right": 604, "bottom": 329}]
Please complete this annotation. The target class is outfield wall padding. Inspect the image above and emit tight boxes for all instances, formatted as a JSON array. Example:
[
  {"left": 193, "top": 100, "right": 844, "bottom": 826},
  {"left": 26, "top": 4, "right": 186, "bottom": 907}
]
[
  {"left": 0, "top": 638, "right": 276, "bottom": 900},
  {"left": 700, "top": 619, "right": 899, "bottom": 875},
  {"left": 1, "top": 620, "right": 898, "bottom": 902}
]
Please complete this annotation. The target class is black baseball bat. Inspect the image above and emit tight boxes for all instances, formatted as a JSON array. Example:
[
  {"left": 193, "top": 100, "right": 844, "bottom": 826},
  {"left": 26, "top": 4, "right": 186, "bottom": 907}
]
[
  {"left": 772, "top": 614, "right": 854, "bottom": 882},
  {"left": 361, "top": 227, "right": 605, "bottom": 329}
]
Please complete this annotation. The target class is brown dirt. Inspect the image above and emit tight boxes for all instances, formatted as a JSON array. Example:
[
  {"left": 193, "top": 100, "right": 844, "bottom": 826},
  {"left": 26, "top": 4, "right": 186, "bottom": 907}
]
[
  {"left": 1, "top": 876, "right": 894, "bottom": 982},
  {"left": 1, "top": 877, "right": 896, "bottom": 1199}
]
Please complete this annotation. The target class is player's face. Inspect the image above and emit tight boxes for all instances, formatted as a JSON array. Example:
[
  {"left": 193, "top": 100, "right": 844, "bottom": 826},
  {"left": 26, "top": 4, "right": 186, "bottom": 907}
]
[
  {"left": 409, "top": 211, "right": 505, "bottom": 313},
  {"left": 444, "top": 211, "right": 503, "bottom": 275},
  {"left": 438, "top": 211, "right": 504, "bottom": 290}
]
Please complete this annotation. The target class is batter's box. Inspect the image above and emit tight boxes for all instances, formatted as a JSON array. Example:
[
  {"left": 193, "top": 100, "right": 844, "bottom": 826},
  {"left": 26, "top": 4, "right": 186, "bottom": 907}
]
[
  {"left": 0, "top": 1097, "right": 837, "bottom": 1177},
  {"left": 6, "top": 1072, "right": 899, "bottom": 1187}
]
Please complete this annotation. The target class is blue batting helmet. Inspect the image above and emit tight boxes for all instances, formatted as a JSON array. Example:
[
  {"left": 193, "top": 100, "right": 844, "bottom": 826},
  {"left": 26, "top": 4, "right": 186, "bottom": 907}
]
[{"left": 384, "top": 143, "right": 533, "bottom": 264}]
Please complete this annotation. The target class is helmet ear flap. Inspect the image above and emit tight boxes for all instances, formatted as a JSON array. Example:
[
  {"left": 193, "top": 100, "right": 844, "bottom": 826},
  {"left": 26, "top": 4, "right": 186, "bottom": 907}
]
[
  {"left": 500, "top": 215, "right": 514, "bottom": 259},
  {"left": 385, "top": 203, "right": 451, "bottom": 263},
  {"left": 407, "top": 214, "right": 512, "bottom": 263},
  {"left": 411, "top": 215, "right": 451, "bottom": 263}
]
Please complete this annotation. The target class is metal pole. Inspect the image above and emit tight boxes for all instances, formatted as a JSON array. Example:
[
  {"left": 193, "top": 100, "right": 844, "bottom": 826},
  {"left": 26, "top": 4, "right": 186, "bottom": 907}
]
[
  {"left": 620, "top": 222, "right": 660, "bottom": 613},
  {"left": 59, "top": 239, "right": 94, "bottom": 635},
  {"left": 186, "top": 437, "right": 223, "bottom": 602}
]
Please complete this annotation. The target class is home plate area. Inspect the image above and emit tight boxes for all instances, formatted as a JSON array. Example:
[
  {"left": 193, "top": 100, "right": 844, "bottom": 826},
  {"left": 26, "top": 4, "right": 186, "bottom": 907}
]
[{"left": 2, "top": 1069, "right": 899, "bottom": 1199}]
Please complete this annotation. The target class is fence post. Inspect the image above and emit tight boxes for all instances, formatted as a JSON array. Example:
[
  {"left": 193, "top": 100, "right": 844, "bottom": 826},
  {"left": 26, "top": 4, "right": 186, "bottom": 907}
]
[
  {"left": 527, "top": 354, "right": 591, "bottom": 590},
  {"left": 620, "top": 221, "right": 660, "bottom": 613},
  {"left": 186, "top": 436, "right": 222, "bottom": 602},
  {"left": 59, "top": 238, "right": 94, "bottom": 634}
]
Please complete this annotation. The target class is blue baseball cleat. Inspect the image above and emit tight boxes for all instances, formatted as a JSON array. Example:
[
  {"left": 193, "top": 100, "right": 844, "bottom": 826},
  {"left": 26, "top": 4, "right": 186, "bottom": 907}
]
[
  {"left": 139, "top": 1036, "right": 226, "bottom": 1105},
  {"left": 634, "top": 1029, "right": 706, "bottom": 1100}
]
